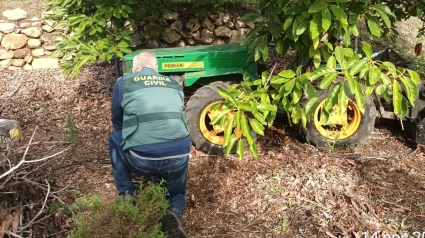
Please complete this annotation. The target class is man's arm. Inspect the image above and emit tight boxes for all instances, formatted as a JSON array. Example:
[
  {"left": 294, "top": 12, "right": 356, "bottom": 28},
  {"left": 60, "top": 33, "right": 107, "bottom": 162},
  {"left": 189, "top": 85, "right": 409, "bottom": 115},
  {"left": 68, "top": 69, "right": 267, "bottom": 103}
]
[{"left": 111, "top": 77, "right": 123, "bottom": 131}]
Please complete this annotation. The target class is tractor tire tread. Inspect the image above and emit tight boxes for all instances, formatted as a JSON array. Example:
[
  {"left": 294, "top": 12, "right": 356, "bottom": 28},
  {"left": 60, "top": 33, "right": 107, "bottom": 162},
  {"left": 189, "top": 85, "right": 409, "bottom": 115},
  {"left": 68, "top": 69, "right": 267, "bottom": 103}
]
[{"left": 302, "top": 89, "right": 377, "bottom": 148}]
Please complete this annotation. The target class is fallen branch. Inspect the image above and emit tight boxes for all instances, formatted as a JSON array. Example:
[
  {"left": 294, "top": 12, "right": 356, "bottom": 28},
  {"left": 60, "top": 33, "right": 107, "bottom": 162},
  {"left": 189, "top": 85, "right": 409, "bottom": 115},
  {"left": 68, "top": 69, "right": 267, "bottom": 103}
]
[
  {"left": 52, "top": 182, "right": 71, "bottom": 194},
  {"left": 382, "top": 200, "right": 411, "bottom": 211},
  {"left": 0, "top": 126, "right": 69, "bottom": 238},
  {"left": 0, "top": 126, "right": 38, "bottom": 180},
  {"left": 21, "top": 162, "right": 48, "bottom": 178},
  {"left": 1, "top": 126, "right": 70, "bottom": 180},
  {"left": 15, "top": 177, "right": 65, "bottom": 204},
  {"left": 4, "top": 230, "right": 23, "bottom": 238},
  {"left": 0, "top": 159, "right": 12, "bottom": 188},
  {"left": 18, "top": 179, "right": 50, "bottom": 232},
  {"left": 412, "top": 213, "right": 425, "bottom": 218},
  {"left": 24, "top": 148, "right": 70, "bottom": 164},
  {"left": 14, "top": 141, "right": 72, "bottom": 152}
]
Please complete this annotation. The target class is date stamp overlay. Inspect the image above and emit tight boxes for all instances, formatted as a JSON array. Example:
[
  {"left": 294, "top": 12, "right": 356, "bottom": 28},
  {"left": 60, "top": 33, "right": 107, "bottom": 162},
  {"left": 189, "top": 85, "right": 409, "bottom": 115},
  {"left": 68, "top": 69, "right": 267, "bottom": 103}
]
[{"left": 362, "top": 232, "right": 425, "bottom": 238}]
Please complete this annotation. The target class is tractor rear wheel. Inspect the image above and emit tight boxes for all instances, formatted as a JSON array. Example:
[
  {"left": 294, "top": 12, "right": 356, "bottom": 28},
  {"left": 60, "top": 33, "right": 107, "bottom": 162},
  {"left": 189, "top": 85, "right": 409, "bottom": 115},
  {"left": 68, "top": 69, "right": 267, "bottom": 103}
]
[
  {"left": 184, "top": 81, "right": 242, "bottom": 155},
  {"left": 301, "top": 89, "right": 376, "bottom": 147}
]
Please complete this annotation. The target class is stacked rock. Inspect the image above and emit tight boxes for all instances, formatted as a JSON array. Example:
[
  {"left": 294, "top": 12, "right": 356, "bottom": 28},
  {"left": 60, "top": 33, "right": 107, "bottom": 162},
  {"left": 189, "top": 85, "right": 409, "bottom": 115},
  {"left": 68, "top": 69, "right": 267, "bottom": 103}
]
[
  {"left": 139, "top": 12, "right": 260, "bottom": 49},
  {"left": 0, "top": 8, "right": 261, "bottom": 71},
  {"left": 0, "top": 8, "right": 62, "bottom": 71}
]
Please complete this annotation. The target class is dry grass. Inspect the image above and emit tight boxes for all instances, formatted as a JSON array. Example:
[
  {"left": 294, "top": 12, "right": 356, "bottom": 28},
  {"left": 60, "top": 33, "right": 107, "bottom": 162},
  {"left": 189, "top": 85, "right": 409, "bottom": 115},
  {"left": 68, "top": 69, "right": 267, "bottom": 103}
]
[{"left": 0, "top": 0, "right": 47, "bottom": 20}]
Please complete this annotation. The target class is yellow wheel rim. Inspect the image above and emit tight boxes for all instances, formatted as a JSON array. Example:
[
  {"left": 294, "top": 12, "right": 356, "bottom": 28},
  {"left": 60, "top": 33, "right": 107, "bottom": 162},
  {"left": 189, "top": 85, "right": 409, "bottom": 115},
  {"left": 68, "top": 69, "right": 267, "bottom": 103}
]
[
  {"left": 313, "top": 99, "right": 361, "bottom": 140},
  {"left": 199, "top": 102, "right": 241, "bottom": 145}
]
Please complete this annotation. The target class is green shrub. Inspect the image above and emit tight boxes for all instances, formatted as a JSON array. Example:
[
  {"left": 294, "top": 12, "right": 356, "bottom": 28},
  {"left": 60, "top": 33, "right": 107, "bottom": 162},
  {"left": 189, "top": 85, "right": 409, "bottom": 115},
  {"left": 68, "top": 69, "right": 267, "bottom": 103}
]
[
  {"left": 45, "top": 0, "right": 168, "bottom": 79},
  {"left": 69, "top": 181, "right": 169, "bottom": 238},
  {"left": 213, "top": 0, "right": 423, "bottom": 159},
  {"left": 186, "top": 0, "right": 227, "bottom": 15},
  {"left": 182, "top": 0, "right": 258, "bottom": 16}
]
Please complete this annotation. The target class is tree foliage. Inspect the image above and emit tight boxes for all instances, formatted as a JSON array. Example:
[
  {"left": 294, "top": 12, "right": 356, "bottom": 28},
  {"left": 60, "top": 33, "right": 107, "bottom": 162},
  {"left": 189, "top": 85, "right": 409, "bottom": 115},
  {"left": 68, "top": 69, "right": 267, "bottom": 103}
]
[
  {"left": 376, "top": 0, "right": 425, "bottom": 38},
  {"left": 214, "top": 0, "right": 423, "bottom": 159},
  {"left": 45, "top": 0, "right": 167, "bottom": 78}
]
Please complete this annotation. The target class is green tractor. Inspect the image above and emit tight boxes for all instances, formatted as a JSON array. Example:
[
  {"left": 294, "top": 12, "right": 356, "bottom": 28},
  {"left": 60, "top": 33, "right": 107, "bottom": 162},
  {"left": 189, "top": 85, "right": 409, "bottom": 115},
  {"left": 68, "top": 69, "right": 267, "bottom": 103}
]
[
  {"left": 122, "top": 43, "right": 260, "bottom": 155},
  {"left": 121, "top": 43, "right": 425, "bottom": 155}
]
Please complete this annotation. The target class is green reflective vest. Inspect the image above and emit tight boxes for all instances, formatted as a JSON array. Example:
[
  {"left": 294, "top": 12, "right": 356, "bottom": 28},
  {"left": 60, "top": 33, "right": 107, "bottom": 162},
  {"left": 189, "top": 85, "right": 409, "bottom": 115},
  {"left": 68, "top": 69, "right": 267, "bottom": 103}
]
[{"left": 121, "top": 67, "right": 189, "bottom": 151}]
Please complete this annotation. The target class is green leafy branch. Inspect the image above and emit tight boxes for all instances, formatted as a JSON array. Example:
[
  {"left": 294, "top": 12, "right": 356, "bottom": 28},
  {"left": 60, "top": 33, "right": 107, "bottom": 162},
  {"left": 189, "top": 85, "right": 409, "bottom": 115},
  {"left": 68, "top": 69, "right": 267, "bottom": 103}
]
[
  {"left": 45, "top": 0, "right": 167, "bottom": 79},
  {"left": 210, "top": 73, "right": 279, "bottom": 159},
  {"left": 214, "top": 41, "right": 420, "bottom": 160},
  {"left": 314, "top": 42, "right": 420, "bottom": 119},
  {"left": 240, "top": 0, "right": 396, "bottom": 67},
  {"left": 373, "top": 0, "right": 425, "bottom": 38},
  {"left": 210, "top": 0, "right": 423, "bottom": 159}
]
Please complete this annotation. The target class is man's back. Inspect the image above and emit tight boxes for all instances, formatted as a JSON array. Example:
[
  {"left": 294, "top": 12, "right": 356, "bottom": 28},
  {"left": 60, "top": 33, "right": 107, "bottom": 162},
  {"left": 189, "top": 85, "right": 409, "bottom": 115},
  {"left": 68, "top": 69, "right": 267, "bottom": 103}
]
[
  {"left": 108, "top": 51, "right": 190, "bottom": 238},
  {"left": 111, "top": 67, "right": 191, "bottom": 159},
  {"left": 121, "top": 67, "right": 189, "bottom": 146}
]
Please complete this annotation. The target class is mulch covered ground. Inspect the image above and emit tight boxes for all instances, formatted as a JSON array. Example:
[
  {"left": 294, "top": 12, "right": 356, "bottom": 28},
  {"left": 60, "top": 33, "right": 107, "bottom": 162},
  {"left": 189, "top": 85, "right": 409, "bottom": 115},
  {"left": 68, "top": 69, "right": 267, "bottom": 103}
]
[{"left": 1, "top": 64, "right": 425, "bottom": 238}]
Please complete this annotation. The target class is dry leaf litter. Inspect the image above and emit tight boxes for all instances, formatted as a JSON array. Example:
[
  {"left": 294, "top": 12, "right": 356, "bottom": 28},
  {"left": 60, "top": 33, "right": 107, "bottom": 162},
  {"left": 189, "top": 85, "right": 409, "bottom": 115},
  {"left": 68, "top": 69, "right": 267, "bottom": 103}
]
[{"left": 0, "top": 63, "right": 424, "bottom": 237}]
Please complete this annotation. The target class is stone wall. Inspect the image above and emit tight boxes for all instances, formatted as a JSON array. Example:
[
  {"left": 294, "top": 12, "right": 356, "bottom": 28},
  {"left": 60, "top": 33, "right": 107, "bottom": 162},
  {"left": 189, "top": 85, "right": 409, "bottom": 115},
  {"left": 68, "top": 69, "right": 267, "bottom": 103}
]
[
  {"left": 0, "top": 8, "right": 260, "bottom": 71},
  {"left": 0, "top": 8, "right": 63, "bottom": 71},
  {"left": 134, "top": 11, "right": 260, "bottom": 49}
]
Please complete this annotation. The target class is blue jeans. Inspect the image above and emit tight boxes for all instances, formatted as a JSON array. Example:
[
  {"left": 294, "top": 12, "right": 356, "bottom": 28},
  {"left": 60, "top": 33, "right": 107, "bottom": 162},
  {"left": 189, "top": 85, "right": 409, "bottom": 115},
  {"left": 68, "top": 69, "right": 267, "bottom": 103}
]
[{"left": 108, "top": 130, "right": 189, "bottom": 217}]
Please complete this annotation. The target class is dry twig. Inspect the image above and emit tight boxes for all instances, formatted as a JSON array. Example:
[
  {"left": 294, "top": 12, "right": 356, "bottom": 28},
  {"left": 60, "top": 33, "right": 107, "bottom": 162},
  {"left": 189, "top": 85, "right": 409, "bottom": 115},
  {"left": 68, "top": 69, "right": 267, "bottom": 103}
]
[
  {"left": 0, "top": 126, "right": 38, "bottom": 180},
  {"left": 14, "top": 141, "right": 71, "bottom": 152},
  {"left": 15, "top": 177, "right": 65, "bottom": 204},
  {"left": 18, "top": 179, "right": 50, "bottom": 232},
  {"left": 264, "top": 63, "right": 277, "bottom": 88},
  {"left": 1, "top": 126, "right": 70, "bottom": 180},
  {"left": 4, "top": 230, "right": 23, "bottom": 238},
  {"left": 0, "top": 126, "right": 70, "bottom": 237}
]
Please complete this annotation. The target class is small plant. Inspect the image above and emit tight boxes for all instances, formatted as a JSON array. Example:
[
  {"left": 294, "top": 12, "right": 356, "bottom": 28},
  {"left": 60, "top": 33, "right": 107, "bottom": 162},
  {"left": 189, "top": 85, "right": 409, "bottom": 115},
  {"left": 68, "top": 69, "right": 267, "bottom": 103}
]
[
  {"left": 279, "top": 218, "right": 288, "bottom": 232},
  {"left": 67, "top": 114, "right": 79, "bottom": 143},
  {"left": 324, "top": 140, "right": 337, "bottom": 150},
  {"left": 391, "top": 221, "right": 399, "bottom": 230},
  {"left": 286, "top": 198, "right": 293, "bottom": 206},
  {"left": 69, "top": 181, "right": 169, "bottom": 238},
  {"left": 49, "top": 201, "right": 74, "bottom": 217},
  {"left": 267, "top": 180, "right": 282, "bottom": 193},
  {"left": 262, "top": 217, "right": 270, "bottom": 227},
  {"left": 344, "top": 144, "right": 355, "bottom": 151}
]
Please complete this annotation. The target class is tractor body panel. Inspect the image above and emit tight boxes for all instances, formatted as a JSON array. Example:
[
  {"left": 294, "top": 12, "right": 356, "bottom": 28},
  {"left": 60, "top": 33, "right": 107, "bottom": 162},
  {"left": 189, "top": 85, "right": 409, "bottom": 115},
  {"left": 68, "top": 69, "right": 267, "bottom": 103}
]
[
  {"left": 183, "top": 65, "right": 257, "bottom": 86},
  {"left": 122, "top": 43, "right": 258, "bottom": 86}
]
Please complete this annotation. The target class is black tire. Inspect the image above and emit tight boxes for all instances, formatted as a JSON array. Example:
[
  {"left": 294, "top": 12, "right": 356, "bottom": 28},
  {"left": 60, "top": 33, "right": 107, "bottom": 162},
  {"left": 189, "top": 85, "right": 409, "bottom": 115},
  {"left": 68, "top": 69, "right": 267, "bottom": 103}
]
[
  {"left": 185, "top": 81, "right": 254, "bottom": 155},
  {"left": 301, "top": 88, "right": 377, "bottom": 148}
]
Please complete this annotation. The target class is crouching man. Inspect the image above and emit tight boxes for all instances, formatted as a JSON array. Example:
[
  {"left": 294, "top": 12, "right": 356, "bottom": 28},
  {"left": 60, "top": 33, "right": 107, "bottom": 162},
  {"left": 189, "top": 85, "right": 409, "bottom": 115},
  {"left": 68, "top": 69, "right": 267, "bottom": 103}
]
[{"left": 108, "top": 51, "right": 191, "bottom": 238}]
